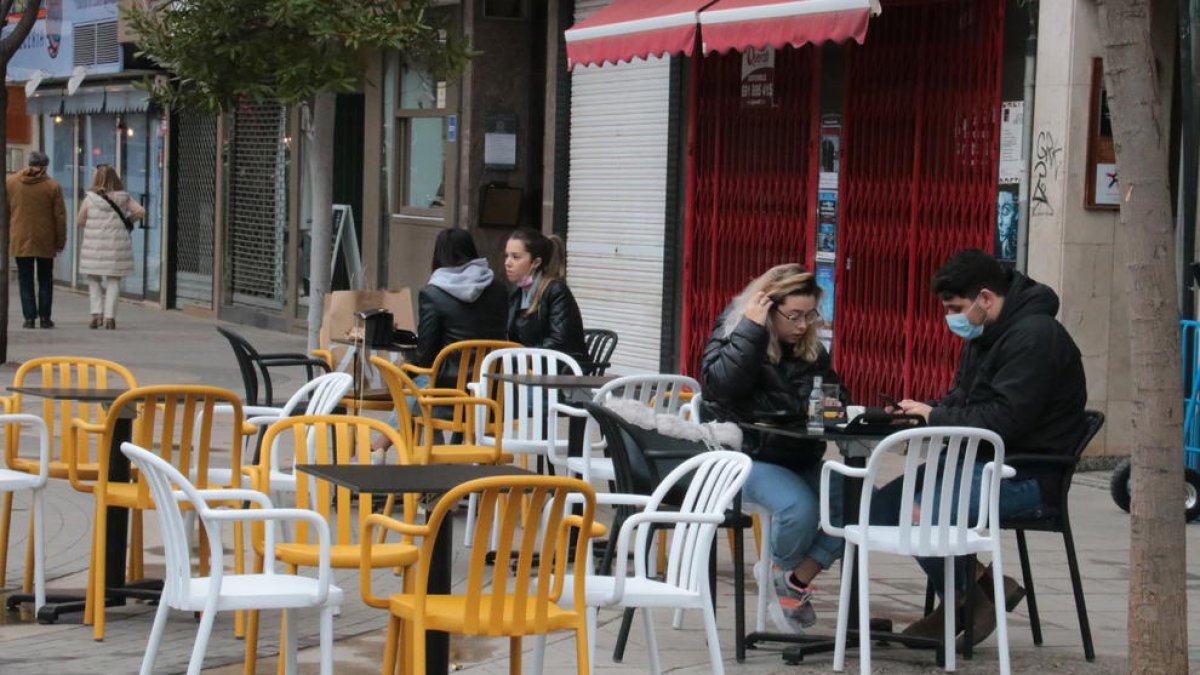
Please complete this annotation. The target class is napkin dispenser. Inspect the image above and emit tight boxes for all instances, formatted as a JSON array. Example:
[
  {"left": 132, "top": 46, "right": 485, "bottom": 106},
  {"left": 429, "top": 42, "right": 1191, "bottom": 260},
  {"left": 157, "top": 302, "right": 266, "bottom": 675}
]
[{"left": 356, "top": 309, "right": 394, "bottom": 347}]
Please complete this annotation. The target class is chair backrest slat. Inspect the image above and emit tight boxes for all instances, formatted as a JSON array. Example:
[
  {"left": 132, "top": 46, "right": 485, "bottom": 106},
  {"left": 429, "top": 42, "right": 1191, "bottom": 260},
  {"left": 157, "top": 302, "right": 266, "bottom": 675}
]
[{"left": 477, "top": 348, "right": 583, "bottom": 445}]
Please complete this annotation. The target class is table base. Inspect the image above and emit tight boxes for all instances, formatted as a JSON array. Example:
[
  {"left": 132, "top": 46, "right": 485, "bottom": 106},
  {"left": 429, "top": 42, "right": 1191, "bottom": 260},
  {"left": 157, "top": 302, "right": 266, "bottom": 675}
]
[
  {"left": 6, "top": 578, "right": 163, "bottom": 625},
  {"left": 769, "top": 628, "right": 947, "bottom": 666}
]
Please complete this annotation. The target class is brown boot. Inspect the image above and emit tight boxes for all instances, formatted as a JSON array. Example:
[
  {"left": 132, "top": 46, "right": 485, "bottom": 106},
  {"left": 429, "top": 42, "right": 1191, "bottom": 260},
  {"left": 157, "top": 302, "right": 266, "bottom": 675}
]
[
  {"left": 980, "top": 564, "right": 1025, "bottom": 612},
  {"left": 900, "top": 600, "right": 948, "bottom": 641},
  {"left": 956, "top": 582, "right": 997, "bottom": 651},
  {"left": 89, "top": 314, "right": 103, "bottom": 329},
  {"left": 104, "top": 319, "right": 116, "bottom": 330}
]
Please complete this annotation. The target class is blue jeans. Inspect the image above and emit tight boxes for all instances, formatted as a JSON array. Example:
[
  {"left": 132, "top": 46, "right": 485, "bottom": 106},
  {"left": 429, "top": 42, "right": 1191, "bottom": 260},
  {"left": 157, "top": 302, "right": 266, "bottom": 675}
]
[
  {"left": 744, "top": 459, "right": 845, "bottom": 571},
  {"left": 384, "top": 373, "right": 433, "bottom": 429},
  {"left": 869, "top": 460, "right": 1044, "bottom": 597}
]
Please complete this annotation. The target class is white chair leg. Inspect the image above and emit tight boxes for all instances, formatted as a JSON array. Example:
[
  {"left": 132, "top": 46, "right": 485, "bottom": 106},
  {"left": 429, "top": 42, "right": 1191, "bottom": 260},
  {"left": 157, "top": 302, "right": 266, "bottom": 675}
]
[
  {"left": 530, "top": 634, "right": 547, "bottom": 675},
  {"left": 833, "top": 542, "right": 855, "bottom": 672},
  {"left": 992, "top": 553, "right": 1012, "bottom": 675},
  {"left": 319, "top": 606, "right": 336, "bottom": 675},
  {"left": 856, "top": 546, "right": 871, "bottom": 675},
  {"left": 139, "top": 601, "right": 171, "bottom": 675},
  {"left": 700, "top": 604, "right": 725, "bottom": 675},
  {"left": 944, "top": 556, "right": 956, "bottom": 673},
  {"left": 186, "top": 609, "right": 218, "bottom": 675},
  {"left": 283, "top": 608, "right": 299, "bottom": 675},
  {"left": 463, "top": 492, "right": 478, "bottom": 547},
  {"left": 755, "top": 514, "right": 773, "bottom": 633},
  {"left": 642, "top": 607, "right": 662, "bottom": 675},
  {"left": 31, "top": 490, "right": 45, "bottom": 613}
]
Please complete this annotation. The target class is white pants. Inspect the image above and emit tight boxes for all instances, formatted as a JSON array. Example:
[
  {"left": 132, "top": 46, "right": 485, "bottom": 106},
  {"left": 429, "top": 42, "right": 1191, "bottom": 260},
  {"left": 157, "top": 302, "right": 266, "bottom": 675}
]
[{"left": 87, "top": 275, "right": 121, "bottom": 319}]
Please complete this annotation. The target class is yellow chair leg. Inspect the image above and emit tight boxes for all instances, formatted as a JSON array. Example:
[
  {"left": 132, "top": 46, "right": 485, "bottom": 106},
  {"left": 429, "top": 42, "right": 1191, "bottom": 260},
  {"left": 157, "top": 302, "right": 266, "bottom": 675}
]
[
  {"left": 751, "top": 512, "right": 763, "bottom": 557},
  {"left": 22, "top": 509, "right": 34, "bottom": 593},
  {"left": 243, "top": 609, "right": 261, "bottom": 675},
  {"left": 575, "top": 626, "right": 591, "bottom": 675},
  {"left": 382, "top": 615, "right": 400, "bottom": 675},
  {"left": 92, "top": 501, "right": 109, "bottom": 641},
  {"left": 657, "top": 530, "right": 669, "bottom": 574},
  {"left": 129, "top": 510, "right": 144, "bottom": 581},
  {"left": 0, "top": 492, "right": 12, "bottom": 587}
]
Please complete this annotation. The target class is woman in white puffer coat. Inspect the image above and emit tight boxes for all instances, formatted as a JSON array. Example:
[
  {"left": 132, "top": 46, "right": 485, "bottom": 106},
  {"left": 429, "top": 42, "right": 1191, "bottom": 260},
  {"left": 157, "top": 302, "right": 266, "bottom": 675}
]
[{"left": 76, "top": 164, "right": 144, "bottom": 329}]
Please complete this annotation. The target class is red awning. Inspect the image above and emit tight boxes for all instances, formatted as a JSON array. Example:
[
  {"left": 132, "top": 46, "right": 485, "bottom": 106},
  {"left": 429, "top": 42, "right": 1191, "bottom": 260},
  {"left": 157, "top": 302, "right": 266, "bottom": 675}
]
[
  {"left": 699, "top": 0, "right": 878, "bottom": 54},
  {"left": 564, "top": 0, "right": 716, "bottom": 70}
]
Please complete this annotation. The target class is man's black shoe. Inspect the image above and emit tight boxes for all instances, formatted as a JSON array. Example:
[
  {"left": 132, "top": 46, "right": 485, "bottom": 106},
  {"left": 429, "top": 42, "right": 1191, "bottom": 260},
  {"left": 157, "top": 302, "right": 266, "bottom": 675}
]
[
  {"left": 40, "top": 319, "right": 54, "bottom": 329},
  {"left": 22, "top": 320, "right": 34, "bottom": 329}
]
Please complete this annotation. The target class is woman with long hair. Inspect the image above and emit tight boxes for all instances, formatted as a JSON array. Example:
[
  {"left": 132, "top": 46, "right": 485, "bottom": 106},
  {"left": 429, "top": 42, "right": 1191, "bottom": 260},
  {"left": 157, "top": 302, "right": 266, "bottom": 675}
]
[
  {"left": 699, "top": 263, "right": 847, "bottom": 633},
  {"left": 76, "top": 164, "right": 145, "bottom": 329},
  {"left": 503, "top": 228, "right": 586, "bottom": 361}
]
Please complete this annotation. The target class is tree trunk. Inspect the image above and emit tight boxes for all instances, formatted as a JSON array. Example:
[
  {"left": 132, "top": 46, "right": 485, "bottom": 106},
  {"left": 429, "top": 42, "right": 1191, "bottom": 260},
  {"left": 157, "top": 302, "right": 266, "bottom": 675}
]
[
  {"left": 304, "top": 91, "right": 336, "bottom": 352},
  {"left": 0, "top": 72, "right": 9, "bottom": 364},
  {"left": 1097, "top": 0, "right": 1189, "bottom": 672}
]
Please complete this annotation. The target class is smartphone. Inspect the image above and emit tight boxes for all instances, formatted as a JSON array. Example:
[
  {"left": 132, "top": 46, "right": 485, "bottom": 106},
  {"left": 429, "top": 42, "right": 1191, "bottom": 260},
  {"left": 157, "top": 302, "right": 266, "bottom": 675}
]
[{"left": 879, "top": 392, "right": 899, "bottom": 409}]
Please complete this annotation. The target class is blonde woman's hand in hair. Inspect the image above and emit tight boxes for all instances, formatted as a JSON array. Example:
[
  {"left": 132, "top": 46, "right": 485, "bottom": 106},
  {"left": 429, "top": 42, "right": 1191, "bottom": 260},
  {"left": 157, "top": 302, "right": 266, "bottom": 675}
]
[{"left": 744, "top": 291, "right": 772, "bottom": 326}]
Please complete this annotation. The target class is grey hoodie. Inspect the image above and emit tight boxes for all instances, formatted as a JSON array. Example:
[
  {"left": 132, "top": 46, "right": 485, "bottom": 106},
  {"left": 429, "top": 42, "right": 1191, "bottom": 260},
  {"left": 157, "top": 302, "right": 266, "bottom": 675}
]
[{"left": 428, "top": 258, "right": 496, "bottom": 303}]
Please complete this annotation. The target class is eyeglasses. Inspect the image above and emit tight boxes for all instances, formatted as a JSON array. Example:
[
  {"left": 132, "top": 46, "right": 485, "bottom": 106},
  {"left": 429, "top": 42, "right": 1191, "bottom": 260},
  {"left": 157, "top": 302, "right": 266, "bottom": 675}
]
[{"left": 773, "top": 308, "right": 821, "bottom": 325}]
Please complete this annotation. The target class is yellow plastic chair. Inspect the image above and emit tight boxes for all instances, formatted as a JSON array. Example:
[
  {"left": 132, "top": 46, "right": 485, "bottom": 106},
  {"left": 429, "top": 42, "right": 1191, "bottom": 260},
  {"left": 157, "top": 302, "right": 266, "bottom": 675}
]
[
  {"left": 373, "top": 356, "right": 513, "bottom": 466},
  {"left": 361, "top": 474, "right": 601, "bottom": 675},
  {"left": 69, "top": 384, "right": 253, "bottom": 641},
  {"left": 0, "top": 356, "right": 137, "bottom": 591},
  {"left": 402, "top": 339, "right": 520, "bottom": 436},
  {"left": 244, "top": 414, "right": 420, "bottom": 675}
]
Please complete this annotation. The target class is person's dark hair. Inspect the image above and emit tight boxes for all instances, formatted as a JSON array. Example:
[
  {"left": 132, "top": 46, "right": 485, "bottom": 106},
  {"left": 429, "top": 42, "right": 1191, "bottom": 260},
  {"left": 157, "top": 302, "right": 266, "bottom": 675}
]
[
  {"left": 508, "top": 227, "right": 567, "bottom": 315},
  {"left": 27, "top": 151, "right": 48, "bottom": 168},
  {"left": 431, "top": 228, "right": 480, "bottom": 272},
  {"left": 931, "top": 248, "right": 1012, "bottom": 299}
]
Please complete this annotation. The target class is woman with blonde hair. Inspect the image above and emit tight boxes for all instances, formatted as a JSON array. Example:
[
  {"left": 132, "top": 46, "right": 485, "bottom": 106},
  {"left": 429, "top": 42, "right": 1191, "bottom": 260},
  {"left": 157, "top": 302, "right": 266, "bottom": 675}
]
[
  {"left": 77, "top": 164, "right": 144, "bottom": 329},
  {"left": 699, "top": 263, "right": 847, "bottom": 633},
  {"left": 503, "top": 227, "right": 586, "bottom": 361}
]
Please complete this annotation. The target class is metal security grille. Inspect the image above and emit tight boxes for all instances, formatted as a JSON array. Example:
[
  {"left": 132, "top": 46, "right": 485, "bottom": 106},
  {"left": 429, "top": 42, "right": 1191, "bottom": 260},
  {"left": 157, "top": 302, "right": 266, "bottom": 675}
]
[
  {"left": 175, "top": 112, "right": 217, "bottom": 307},
  {"left": 226, "top": 103, "right": 288, "bottom": 309},
  {"left": 680, "top": 47, "right": 817, "bottom": 375},
  {"left": 835, "top": 0, "right": 1004, "bottom": 402}
]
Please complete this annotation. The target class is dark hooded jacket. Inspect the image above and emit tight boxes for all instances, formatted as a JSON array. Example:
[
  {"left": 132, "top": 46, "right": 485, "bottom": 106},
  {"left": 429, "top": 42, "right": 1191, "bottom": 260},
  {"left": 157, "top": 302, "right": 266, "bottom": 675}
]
[
  {"left": 414, "top": 258, "right": 509, "bottom": 387},
  {"left": 699, "top": 304, "right": 847, "bottom": 472},
  {"left": 928, "top": 270, "right": 1088, "bottom": 504}
]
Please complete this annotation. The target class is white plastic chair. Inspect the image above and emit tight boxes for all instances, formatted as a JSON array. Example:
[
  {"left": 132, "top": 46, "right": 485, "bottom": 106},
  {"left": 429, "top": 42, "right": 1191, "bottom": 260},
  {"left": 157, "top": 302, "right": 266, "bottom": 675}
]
[
  {"left": 122, "top": 442, "right": 342, "bottom": 675},
  {"left": 530, "top": 450, "right": 753, "bottom": 675},
  {"left": 464, "top": 347, "right": 582, "bottom": 545},
  {"left": 201, "top": 372, "right": 353, "bottom": 495},
  {"left": 819, "top": 426, "right": 1014, "bottom": 674},
  {"left": 0, "top": 414, "right": 49, "bottom": 614},
  {"left": 548, "top": 374, "right": 702, "bottom": 483}
]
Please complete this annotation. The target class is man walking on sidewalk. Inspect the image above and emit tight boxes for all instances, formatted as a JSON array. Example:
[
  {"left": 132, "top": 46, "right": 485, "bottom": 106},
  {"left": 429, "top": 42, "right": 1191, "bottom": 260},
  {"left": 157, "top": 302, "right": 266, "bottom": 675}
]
[{"left": 8, "top": 151, "right": 67, "bottom": 328}]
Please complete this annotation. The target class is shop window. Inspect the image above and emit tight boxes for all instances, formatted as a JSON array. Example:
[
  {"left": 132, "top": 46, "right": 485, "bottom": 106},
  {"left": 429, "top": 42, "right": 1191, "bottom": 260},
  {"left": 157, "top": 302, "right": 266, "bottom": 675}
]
[{"left": 397, "top": 61, "right": 449, "bottom": 213}]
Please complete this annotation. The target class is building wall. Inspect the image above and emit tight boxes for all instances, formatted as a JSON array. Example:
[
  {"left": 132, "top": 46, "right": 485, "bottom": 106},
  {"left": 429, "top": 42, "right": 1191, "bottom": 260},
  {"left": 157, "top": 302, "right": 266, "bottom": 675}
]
[{"left": 1028, "top": 0, "right": 1175, "bottom": 456}]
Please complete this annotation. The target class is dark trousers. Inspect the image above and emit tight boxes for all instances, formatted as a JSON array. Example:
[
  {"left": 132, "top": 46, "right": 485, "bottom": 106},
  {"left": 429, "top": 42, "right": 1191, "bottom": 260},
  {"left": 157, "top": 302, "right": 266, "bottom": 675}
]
[{"left": 16, "top": 256, "right": 54, "bottom": 321}]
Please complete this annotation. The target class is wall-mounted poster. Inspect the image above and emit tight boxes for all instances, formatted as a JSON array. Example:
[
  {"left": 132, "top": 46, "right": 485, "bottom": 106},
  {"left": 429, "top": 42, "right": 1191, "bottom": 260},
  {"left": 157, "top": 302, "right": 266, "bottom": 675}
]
[
  {"left": 817, "top": 191, "right": 837, "bottom": 257},
  {"left": 998, "top": 101, "right": 1024, "bottom": 185},
  {"left": 995, "top": 188, "right": 1019, "bottom": 261},
  {"left": 740, "top": 46, "right": 775, "bottom": 108},
  {"left": 816, "top": 262, "right": 835, "bottom": 326}
]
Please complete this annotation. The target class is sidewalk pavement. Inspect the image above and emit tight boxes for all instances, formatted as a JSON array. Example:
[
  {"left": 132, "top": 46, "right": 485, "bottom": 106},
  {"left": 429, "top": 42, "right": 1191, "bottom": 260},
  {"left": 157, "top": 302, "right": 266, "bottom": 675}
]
[{"left": 0, "top": 288, "right": 1194, "bottom": 674}]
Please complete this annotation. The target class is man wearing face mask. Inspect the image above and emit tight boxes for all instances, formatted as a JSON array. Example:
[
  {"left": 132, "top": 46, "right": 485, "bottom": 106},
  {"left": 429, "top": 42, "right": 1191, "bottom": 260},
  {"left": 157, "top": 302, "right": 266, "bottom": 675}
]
[{"left": 878, "top": 247, "right": 1088, "bottom": 647}]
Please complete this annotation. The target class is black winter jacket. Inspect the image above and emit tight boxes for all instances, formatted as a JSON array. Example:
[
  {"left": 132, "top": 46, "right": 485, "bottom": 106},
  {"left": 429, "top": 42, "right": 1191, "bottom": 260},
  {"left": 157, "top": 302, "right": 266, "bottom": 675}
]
[
  {"left": 699, "top": 307, "right": 846, "bottom": 471},
  {"left": 928, "top": 270, "right": 1088, "bottom": 505},
  {"left": 414, "top": 279, "right": 509, "bottom": 387},
  {"left": 507, "top": 279, "right": 587, "bottom": 361}
]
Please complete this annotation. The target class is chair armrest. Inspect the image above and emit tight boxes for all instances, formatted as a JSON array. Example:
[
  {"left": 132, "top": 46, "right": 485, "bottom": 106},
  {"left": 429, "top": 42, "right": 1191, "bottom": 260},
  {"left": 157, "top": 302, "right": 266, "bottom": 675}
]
[
  {"left": 206, "top": 505, "right": 335, "bottom": 604},
  {"left": 360, "top": 513, "right": 429, "bottom": 609},
  {"left": 189, "top": 488, "right": 275, "bottom": 509},
  {"left": 563, "top": 514, "right": 608, "bottom": 539},
  {"left": 401, "top": 364, "right": 434, "bottom": 376},
  {"left": 67, "top": 418, "right": 106, "bottom": 493},
  {"left": 310, "top": 349, "right": 333, "bottom": 366},
  {"left": 974, "top": 462, "right": 1018, "bottom": 531},
  {"left": 820, "top": 460, "right": 866, "bottom": 537},
  {"left": 599, "top": 510, "right": 724, "bottom": 605},
  {"left": 0, "top": 394, "right": 16, "bottom": 414}
]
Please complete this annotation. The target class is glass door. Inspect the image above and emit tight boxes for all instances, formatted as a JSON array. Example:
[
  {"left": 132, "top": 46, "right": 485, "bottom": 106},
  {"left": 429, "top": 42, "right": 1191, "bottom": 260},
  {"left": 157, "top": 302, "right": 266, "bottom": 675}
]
[{"left": 120, "top": 112, "right": 161, "bottom": 300}]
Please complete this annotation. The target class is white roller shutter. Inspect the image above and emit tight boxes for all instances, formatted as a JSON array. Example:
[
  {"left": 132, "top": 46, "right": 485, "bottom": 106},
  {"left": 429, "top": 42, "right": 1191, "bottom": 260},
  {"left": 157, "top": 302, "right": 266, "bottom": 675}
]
[{"left": 567, "top": 0, "right": 671, "bottom": 373}]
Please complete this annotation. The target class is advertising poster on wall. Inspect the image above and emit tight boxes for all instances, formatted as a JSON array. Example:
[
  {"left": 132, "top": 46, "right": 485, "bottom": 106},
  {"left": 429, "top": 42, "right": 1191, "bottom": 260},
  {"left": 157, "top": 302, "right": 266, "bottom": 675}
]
[
  {"left": 998, "top": 101, "right": 1024, "bottom": 185},
  {"left": 740, "top": 46, "right": 775, "bottom": 108},
  {"left": 995, "top": 188, "right": 1019, "bottom": 261},
  {"left": 4, "top": 0, "right": 122, "bottom": 81},
  {"left": 817, "top": 191, "right": 837, "bottom": 259},
  {"left": 816, "top": 262, "right": 835, "bottom": 325}
]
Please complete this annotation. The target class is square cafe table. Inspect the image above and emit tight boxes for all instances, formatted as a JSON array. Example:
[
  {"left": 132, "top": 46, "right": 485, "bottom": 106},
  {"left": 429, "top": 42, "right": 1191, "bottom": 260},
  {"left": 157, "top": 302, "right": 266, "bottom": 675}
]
[
  {"left": 294, "top": 463, "right": 533, "bottom": 675},
  {"left": 3, "top": 386, "right": 159, "bottom": 624}
]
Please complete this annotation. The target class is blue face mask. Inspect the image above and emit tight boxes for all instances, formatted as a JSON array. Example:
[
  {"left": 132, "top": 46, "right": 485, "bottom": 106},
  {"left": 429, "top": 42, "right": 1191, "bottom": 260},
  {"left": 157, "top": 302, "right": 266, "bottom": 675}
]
[{"left": 945, "top": 301, "right": 985, "bottom": 340}]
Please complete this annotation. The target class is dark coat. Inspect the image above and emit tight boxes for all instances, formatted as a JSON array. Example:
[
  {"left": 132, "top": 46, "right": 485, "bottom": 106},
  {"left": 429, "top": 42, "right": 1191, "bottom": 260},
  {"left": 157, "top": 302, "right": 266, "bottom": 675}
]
[
  {"left": 928, "top": 270, "right": 1088, "bottom": 504},
  {"left": 507, "top": 279, "right": 587, "bottom": 362},
  {"left": 699, "top": 307, "right": 845, "bottom": 471},
  {"left": 414, "top": 278, "right": 509, "bottom": 388}
]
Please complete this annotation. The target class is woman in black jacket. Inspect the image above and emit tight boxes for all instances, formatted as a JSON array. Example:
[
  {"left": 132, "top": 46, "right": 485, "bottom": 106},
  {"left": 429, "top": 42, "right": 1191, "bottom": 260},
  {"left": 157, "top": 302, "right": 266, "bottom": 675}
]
[
  {"left": 373, "top": 228, "right": 507, "bottom": 452},
  {"left": 503, "top": 228, "right": 587, "bottom": 362},
  {"left": 699, "top": 263, "right": 846, "bottom": 633}
]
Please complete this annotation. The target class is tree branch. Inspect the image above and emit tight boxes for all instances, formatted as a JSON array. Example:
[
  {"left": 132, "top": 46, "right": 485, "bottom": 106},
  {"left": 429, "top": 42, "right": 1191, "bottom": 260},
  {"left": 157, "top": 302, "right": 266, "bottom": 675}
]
[{"left": 0, "top": 0, "right": 40, "bottom": 58}]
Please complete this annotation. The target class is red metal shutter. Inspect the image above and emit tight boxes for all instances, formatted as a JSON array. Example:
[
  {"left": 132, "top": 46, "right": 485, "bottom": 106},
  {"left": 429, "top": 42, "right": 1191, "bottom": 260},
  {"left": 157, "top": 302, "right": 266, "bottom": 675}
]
[
  {"left": 835, "top": 0, "right": 1005, "bottom": 402},
  {"left": 681, "top": 46, "right": 819, "bottom": 375}
]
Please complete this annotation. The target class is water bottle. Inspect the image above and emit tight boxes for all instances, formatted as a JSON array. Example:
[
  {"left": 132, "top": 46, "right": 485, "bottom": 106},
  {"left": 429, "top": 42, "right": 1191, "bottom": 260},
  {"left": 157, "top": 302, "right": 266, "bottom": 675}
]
[{"left": 807, "top": 376, "right": 825, "bottom": 435}]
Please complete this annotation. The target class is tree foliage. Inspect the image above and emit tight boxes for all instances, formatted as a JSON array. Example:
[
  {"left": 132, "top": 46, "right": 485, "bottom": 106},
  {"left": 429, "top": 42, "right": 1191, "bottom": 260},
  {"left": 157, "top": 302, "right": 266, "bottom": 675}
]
[{"left": 123, "top": 0, "right": 472, "bottom": 110}]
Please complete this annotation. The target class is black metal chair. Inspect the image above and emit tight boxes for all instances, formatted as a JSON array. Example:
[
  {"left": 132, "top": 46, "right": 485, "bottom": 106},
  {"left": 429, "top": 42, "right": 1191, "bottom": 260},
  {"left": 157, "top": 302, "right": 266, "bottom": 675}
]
[
  {"left": 581, "top": 328, "right": 618, "bottom": 376},
  {"left": 924, "top": 409, "right": 1104, "bottom": 661},
  {"left": 216, "top": 326, "right": 330, "bottom": 406},
  {"left": 585, "top": 401, "right": 752, "bottom": 662}
]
